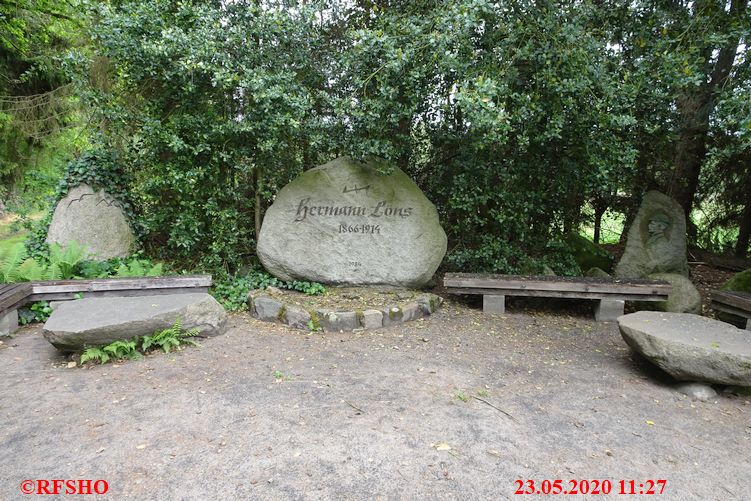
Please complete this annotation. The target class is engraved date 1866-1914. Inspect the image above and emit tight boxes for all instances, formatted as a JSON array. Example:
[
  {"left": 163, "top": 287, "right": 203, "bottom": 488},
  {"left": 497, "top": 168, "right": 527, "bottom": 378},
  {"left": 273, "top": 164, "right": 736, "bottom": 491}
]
[{"left": 339, "top": 223, "right": 380, "bottom": 235}]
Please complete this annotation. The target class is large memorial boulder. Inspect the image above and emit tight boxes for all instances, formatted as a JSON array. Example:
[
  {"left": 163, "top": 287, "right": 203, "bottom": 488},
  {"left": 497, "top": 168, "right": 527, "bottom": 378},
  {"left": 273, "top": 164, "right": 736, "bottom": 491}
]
[
  {"left": 614, "top": 191, "right": 699, "bottom": 312},
  {"left": 615, "top": 191, "right": 688, "bottom": 278},
  {"left": 46, "top": 184, "right": 135, "bottom": 259},
  {"left": 618, "top": 311, "right": 751, "bottom": 385},
  {"left": 257, "top": 157, "right": 447, "bottom": 287},
  {"left": 43, "top": 293, "right": 227, "bottom": 352}
]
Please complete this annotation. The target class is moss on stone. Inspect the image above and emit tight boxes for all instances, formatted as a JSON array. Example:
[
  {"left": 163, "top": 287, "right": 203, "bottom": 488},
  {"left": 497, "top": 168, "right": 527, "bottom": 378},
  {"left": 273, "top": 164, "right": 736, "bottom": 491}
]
[
  {"left": 355, "top": 310, "right": 364, "bottom": 325},
  {"left": 277, "top": 304, "right": 287, "bottom": 323},
  {"left": 389, "top": 307, "right": 402, "bottom": 320},
  {"left": 307, "top": 310, "right": 321, "bottom": 331},
  {"left": 722, "top": 268, "right": 751, "bottom": 293},
  {"left": 564, "top": 232, "right": 614, "bottom": 273}
]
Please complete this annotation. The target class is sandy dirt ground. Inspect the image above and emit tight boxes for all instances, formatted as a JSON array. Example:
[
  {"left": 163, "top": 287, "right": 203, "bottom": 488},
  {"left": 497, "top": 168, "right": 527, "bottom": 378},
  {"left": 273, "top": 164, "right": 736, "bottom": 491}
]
[{"left": 1, "top": 298, "right": 749, "bottom": 500}]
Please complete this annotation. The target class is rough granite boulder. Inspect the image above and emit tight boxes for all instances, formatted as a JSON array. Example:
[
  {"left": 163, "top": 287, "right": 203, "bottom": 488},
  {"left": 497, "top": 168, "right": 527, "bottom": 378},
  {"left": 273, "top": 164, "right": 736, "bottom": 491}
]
[
  {"left": 718, "top": 268, "right": 751, "bottom": 327},
  {"left": 46, "top": 184, "right": 136, "bottom": 259},
  {"left": 640, "top": 272, "right": 702, "bottom": 314},
  {"left": 585, "top": 267, "right": 612, "bottom": 279},
  {"left": 722, "top": 268, "right": 751, "bottom": 293},
  {"left": 257, "top": 156, "right": 447, "bottom": 287},
  {"left": 564, "top": 233, "right": 614, "bottom": 273},
  {"left": 618, "top": 311, "right": 751, "bottom": 385},
  {"left": 615, "top": 191, "right": 688, "bottom": 279},
  {"left": 43, "top": 293, "right": 227, "bottom": 352}
]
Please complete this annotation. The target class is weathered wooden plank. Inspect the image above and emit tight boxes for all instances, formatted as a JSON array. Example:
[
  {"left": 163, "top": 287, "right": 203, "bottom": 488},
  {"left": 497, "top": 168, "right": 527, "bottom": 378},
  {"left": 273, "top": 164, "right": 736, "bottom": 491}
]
[
  {"left": 0, "top": 283, "right": 33, "bottom": 310},
  {"left": 28, "top": 287, "right": 209, "bottom": 302},
  {"left": 711, "top": 301, "right": 751, "bottom": 320},
  {"left": 710, "top": 291, "right": 751, "bottom": 312},
  {"left": 444, "top": 273, "right": 666, "bottom": 285},
  {"left": 444, "top": 276, "right": 671, "bottom": 295},
  {"left": 447, "top": 287, "right": 668, "bottom": 301},
  {"left": 30, "top": 275, "right": 212, "bottom": 295}
]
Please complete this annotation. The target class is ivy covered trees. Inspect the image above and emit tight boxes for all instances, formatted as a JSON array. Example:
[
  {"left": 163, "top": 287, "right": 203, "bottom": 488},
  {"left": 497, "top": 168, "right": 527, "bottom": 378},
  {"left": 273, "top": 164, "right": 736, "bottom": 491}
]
[{"left": 6, "top": 0, "right": 750, "bottom": 271}]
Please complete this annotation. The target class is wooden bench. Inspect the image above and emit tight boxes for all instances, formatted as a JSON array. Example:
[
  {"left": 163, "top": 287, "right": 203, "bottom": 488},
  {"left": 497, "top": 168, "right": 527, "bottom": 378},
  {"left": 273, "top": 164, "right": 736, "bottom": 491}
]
[
  {"left": 710, "top": 290, "right": 751, "bottom": 330},
  {"left": 0, "top": 275, "right": 212, "bottom": 336},
  {"left": 0, "top": 283, "right": 33, "bottom": 336},
  {"left": 443, "top": 273, "right": 672, "bottom": 321}
]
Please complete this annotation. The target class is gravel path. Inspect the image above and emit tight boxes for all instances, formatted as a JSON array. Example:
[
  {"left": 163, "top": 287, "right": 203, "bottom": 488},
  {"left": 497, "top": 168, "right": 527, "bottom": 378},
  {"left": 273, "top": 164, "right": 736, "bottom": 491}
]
[{"left": 1, "top": 299, "right": 749, "bottom": 500}]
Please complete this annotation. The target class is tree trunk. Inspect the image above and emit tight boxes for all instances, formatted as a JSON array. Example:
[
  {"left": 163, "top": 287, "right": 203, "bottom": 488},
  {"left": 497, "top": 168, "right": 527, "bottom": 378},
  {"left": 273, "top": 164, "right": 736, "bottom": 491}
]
[
  {"left": 735, "top": 177, "right": 751, "bottom": 257},
  {"left": 736, "top": 196, "right": 751, "bottom": 258},
  {"left": 593, "top": 203, "right": 607, "bottom": 244},
  {"left": 396, "top": 116, "right": 410, "bottom": 171},
  {"left": 670, "top": 92, "right": 710, "bottom": 220},
  {"left": 254, "top": 167, "right": 264, "bottom": 239},
  {"left": 669, "top": 0, "right": 746, "bottom": 221}
]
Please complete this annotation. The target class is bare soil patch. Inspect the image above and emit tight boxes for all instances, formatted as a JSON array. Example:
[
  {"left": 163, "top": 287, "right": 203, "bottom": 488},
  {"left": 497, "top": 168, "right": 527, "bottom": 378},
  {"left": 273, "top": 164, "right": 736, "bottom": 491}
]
[
  {"left": 1, "top": 300, "right": 749, "bottom": 499},
  {"left": 260, "top": 285, "right": 427, "bottom": 312}
]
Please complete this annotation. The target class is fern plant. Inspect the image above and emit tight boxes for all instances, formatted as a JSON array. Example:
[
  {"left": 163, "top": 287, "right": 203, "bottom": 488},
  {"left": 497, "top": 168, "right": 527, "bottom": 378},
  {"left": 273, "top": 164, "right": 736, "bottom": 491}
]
[
  {"left": 14, "top": 258, "right": 63, "bottom": 281},
  {"left": 115, "top": 260, "right": 164, "bottom": 278},
  {"left": 80, "top": 340, "right": 141, "bottom": 365},
  {"left": 80, "top": 347, "right": 110, "bottom": 365},
  {"left": 79, "top": 318, "right": 200, "bottom": 365},
  {"left": 48, "top": 241, "right": 90, "bottom": 279},
  {"left": 103, "top": 339, "right": 141, "bottom": 360},
  {"left": 140, "top": 318, "right": 199, "bottom": 353},
  {"left": 0, "top": 243, "right": 27, "bottom": 282}
]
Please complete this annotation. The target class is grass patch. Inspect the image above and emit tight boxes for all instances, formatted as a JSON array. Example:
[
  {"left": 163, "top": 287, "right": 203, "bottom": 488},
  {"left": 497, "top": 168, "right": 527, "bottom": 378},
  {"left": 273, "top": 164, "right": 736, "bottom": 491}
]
[
  {"left": 0, "top": 233, "right": 26, "bottom": 254},
  {"left": 580, "top": 209, "right": 625, "bottom": 245}
]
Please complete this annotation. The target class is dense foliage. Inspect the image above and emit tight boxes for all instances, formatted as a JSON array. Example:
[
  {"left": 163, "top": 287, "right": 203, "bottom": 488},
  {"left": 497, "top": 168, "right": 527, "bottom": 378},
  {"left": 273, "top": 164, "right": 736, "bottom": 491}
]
[
  {"left": 0, "top": 0, "right": 87, "bottom": 212},
  {"left": 211, "top": 270, "right": 326, "bottom": 312},
  {"left": 3, "top": 0, "right": 750, "bottom": 275},
  {"left": 0, "top": 240, "right": 163, "bottom": 283}
]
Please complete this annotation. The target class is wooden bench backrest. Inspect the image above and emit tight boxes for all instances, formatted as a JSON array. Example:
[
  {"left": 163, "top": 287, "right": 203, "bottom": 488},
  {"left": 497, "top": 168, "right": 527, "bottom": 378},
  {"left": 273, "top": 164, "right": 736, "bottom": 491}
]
[
  {"left": 0, "top": 275, "right": 212, "bottom": 317},
  {"left": 711, "top": 290, "right": 751, "bottom": 313}
]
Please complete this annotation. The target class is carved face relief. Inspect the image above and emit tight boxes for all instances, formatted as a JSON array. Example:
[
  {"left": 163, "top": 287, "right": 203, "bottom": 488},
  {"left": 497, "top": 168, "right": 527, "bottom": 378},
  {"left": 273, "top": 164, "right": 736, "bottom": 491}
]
[
  {"left": 648, "top": 219, "right": 668, "bottom": 236},
  {"left": 646, "top": 212, "right": 671, "bottom": 242}
]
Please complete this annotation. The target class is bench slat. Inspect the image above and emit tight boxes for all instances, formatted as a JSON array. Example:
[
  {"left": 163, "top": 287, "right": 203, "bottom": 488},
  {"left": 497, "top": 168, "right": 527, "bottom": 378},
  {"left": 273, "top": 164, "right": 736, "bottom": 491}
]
[
  {"left": 710, "top": 290, "right": 751, "bottom": 312},
  {"left": 0, "top": 283, "right": 33, "bottom": 311},
  {"left": 444, "top": 273, "right": 671, "bottom": 296},
  {"left": 30, "top": 275, "right": 212, "bottom": 295},
  {"left": 448, "top": 287, "right": 668, "bottom": 301},
  {"left": 27, "top": 287, "right": 209, "bottom": 302}
]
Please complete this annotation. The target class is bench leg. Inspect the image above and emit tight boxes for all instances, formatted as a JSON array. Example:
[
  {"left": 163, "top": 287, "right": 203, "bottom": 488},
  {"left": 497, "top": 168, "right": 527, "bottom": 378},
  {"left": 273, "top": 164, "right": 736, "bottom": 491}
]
[
  {"left": 595, "top": 299, "right": 624, "bottom": 321},
  {"left": 1, "top": 309, "right": 19, "bottom": 337},
  {"left": 483, "top": 295, "right": 505, "bottom": 314}
]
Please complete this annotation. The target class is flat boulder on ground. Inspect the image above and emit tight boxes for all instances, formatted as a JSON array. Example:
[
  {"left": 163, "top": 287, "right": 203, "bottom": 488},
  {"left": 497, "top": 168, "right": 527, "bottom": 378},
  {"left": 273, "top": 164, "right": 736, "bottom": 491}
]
[
  {"left": 46, "top": 184, "right": 136, "bottom": 259},
  {"left": 257, "top": 156, "right": 447, "bottom": 287},
  {"left": 618, "top": 311, "right": 751, "bottom": 385},
  {"left": 43, "top": 293, "right": 227, "bottom": 352}
]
